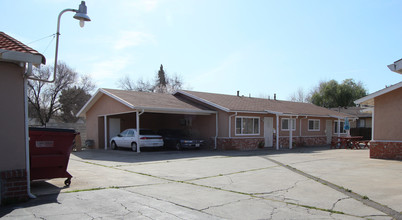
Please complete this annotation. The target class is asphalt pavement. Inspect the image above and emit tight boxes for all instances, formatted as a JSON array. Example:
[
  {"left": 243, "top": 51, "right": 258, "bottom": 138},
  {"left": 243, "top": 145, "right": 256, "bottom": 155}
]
[{"left": 1, "top": 146, "right": 401, "bottom": 219}]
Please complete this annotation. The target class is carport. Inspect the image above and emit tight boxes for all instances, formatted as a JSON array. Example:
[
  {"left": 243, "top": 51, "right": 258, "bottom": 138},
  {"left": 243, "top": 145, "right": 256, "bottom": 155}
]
[{"left": 77, "top": 89, "right": 217, "bottom": 151}]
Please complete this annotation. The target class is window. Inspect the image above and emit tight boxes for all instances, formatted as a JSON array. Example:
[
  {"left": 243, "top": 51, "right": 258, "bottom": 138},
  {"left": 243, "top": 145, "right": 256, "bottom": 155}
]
[
  {"left": 358, "top": 119, "right": 366, "bottom": 128},
  {"left": 308, "top": 119, "right": 320, "bottom": 131},
  {"left": 127, "top": 129, "right": 135, "bottom": 137},
  {"left": 235, "top": 117, "right": 260, "bottom": 135},
  {"left": 281, "top": 118, "right": 296, "bottom": 131},
  {"left": 334, "top": 121, "right": 346, "bottom": 134}
]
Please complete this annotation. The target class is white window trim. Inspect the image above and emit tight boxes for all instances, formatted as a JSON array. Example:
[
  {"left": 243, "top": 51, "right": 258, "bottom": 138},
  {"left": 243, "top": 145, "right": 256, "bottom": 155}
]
[
  {"left": 235, "top": 116, "right": 260, "bottom": 136},
  {"left": 281, "top": 118, "right": 296, "bottom": 131},
  {"left": 308, "top": 119, "right": 320, "bottom": 131},
  {"left": 334, "top": 121, "right": 346, "bottom": 134}
]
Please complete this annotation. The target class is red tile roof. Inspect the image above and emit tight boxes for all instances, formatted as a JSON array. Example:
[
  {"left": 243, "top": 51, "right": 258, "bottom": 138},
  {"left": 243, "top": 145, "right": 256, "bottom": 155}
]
[{"left": 0, "top": 32, "right": 45, "bottom": 64}]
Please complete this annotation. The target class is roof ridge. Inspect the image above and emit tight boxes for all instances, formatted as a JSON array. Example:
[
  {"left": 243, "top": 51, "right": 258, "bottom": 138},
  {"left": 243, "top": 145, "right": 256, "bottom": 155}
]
[{"left": 181, "top": 89, "right": 314, "bottom": 105}]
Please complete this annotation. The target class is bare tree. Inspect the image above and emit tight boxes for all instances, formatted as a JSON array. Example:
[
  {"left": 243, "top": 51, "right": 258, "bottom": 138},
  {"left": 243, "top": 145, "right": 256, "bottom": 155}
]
[
  {"left": 166, "top": 74, "right": 183, "bottom": 93},
  {"left": 117, "top": 64, "right": 184, "bottom": 93},
  {"left": 117, "top": 75, "right": 136, "bottom": 91},
  {"left": 27, "top": 62, "right": 95, "bottom": 125},
  {"left": 289, "top": 87, "right": 310, "bottom": 103}
]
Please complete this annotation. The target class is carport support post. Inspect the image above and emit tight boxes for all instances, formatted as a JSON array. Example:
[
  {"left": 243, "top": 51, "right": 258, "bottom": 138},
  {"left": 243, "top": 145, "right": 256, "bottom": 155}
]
[
  {"left": 337, "top": 118, "right": 341, "bottom": 138},
  {"left": 104, "top": 116, "right": 107, "bottom": 150},
  {"left": 136, "top": 110, "right": 141, "bottom": 153}
]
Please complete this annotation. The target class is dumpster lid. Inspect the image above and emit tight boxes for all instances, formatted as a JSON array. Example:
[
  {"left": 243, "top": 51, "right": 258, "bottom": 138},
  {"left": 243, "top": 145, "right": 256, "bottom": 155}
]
[{"left": 29, "top": 127, "right": 76, "bottom": 133}]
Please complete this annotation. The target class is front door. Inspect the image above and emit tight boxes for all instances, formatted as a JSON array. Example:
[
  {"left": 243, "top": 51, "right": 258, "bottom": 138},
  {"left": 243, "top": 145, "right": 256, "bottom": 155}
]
[
  {"left": 264, "top": 117, "right": 274, "bottom": 147},
  {"left": 109, "top": 118, "right": 121, "bottom": 147},
  {"left": 326, "top": 120, "right": 332, "bottom": 144}
]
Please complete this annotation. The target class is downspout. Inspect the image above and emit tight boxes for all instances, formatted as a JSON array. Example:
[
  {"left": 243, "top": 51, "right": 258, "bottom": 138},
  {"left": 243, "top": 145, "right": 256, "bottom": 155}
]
[
  {"left": 228, "top": 112, "right": 237, "bottom": 138},
  {"left": 136, "top": 109, "right": 145, "bottom": 153},
  {"left": 215, "top": 112, "right": 218, "bottom": 150},
  {"left": 24, "top": 63, "right": 36, "bottom": 199}
]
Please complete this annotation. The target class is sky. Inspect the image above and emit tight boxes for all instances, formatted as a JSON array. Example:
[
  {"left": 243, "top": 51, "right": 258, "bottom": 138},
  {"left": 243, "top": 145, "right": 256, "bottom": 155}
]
[{"left": 2, "top": 0, "right": 402, "bottom": 100}]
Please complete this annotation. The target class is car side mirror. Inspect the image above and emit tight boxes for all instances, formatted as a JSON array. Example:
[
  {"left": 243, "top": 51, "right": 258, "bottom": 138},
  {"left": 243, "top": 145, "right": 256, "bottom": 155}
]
[{"left": 117, "top": 134, "right": 122, "bottom": 137}]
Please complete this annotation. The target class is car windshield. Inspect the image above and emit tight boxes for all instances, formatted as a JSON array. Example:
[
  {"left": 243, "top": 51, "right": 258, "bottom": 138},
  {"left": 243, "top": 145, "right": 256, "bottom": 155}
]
[{"left": 140, "top": 129, "right": 156, "bottom": 135}]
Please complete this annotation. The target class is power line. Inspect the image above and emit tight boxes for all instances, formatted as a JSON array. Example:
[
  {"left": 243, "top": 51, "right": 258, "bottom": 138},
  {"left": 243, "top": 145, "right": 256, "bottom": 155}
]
[{"left": 27, "top": 33, "right": 56, "bottom": 45}]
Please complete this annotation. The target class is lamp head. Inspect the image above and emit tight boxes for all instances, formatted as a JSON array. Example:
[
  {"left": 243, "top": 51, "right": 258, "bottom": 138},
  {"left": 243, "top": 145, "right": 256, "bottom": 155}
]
[{"left": 73, "top": 1, "right": 91, "bottom": 27}]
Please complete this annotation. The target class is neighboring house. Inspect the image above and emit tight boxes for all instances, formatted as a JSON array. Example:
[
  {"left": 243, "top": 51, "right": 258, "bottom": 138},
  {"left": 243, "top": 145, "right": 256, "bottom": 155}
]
[
  {"left": 77, "top": 88, "right": 352, "bottom": 151},
  {"left": 0, "top": 32, "right": 45, "bottom": 205},
  {"left": 355, "top": 81, "right": 402, "bottom": 160},
  {"left": 330, "top": 107, "right": 372, "bottom": 140}
]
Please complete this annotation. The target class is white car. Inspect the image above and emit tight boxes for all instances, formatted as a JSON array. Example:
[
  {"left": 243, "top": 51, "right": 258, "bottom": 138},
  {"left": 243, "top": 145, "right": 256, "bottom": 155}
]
[{"left": 110, "top": 129, "right": 164, "bottom": 152}]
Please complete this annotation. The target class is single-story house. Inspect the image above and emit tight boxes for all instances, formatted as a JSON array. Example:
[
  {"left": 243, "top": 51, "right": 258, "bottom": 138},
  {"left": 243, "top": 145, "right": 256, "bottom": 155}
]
[
  {"left": 355, "top": 81, "right": 402, "bottom": 160},
  {"left": 330, "top": 107, "right": 372, "bottom": 139},
  {"left": 0, "top": 32, "right": 45, "bottom": 205},
  {"left": 77, "top": 88, "right": 353, "bottom": 151}
]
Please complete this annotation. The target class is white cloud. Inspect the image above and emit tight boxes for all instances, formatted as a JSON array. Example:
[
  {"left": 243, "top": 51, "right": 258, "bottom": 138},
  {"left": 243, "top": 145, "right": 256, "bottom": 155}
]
[
  {"left": 113, "top": 31, "right": 156, "bottom": 50},
  {"left": 88, "top": 56, "right": 132, "bottom": 88}
]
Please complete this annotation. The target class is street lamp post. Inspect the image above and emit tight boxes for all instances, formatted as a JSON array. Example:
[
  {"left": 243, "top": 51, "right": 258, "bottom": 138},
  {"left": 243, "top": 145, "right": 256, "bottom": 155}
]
[
  {"left": 28, "top": 1, "right": 91, "bottom": 83},
  {"left": 24, "top": 1, "right": 91, "bottom": 199}
]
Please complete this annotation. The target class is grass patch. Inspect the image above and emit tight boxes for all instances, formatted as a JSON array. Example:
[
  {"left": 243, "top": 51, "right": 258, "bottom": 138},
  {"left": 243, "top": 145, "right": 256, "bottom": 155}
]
[
  {"left": 65, "top": 187, "right": 106, "bottom": 193},
  {"left": 362, "top": 195, "right": 369, "bottom": 200}
]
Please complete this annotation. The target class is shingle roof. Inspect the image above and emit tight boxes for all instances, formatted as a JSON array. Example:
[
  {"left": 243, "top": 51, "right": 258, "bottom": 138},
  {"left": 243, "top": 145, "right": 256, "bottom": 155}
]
[
  {"left": 0, "top": 32, "right": 45, "bottom": 64},
  {"left": 104, "top": 88, "right": 216, "bottom": 113},
  {"left": 330, "top": 107, "right": 371, "bottom": 118},
  {"left": 178, "top": 90, "right": 352, "bottom": 118}
]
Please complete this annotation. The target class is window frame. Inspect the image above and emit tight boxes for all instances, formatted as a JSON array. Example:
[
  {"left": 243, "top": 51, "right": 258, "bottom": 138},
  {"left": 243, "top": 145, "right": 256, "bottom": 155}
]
[
  {"left": 308, "top": 119, "right": 320, "bottom": 131},
  {"left": 334, "top": 121, "right": 346, "bottom": 134},
  {"left": 281, "top": 118, "right": 296, "bottom": 131},
  {"left": 235, "top": 116, "right": 260, "bottom": 136}
]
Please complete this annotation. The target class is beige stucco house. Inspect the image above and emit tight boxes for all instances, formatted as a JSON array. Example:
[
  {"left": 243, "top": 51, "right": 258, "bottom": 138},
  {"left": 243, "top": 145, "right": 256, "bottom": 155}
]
[
  {"left": 0, "top": 32, "right": 45, "bottom": 205},
  {"left": 78, "top": 88, "right": 352, "bottom": 151},
  {"left": 355, "top": 81, "right": 402, "bottom": 160}
]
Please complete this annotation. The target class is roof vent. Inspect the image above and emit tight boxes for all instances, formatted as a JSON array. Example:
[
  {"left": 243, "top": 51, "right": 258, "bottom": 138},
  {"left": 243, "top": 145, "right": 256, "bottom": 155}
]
[
  {"left": 274, "top": 93, "right": 277, "bottom": 100},
  {"left": 237, "top": 91, "right": 239, "bottom": 97}
]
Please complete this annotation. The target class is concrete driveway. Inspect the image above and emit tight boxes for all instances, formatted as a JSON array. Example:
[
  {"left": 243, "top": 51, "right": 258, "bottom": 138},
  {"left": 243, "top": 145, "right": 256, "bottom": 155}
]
[{"left": 1, "top": 146, "right": 401, "bottom": 219}]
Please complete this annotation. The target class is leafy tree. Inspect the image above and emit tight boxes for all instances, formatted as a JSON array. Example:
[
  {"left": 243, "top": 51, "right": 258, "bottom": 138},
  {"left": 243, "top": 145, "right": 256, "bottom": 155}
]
[
  {"left": 117, "top": 64, "right": 184, "bottom": 93},
  {"left": 309, "top": 79, "right": 367, "bottom": 108},
  {"left": 27, "top": 62, "right": 95, "bottom": 125},
  {"left": 59, "top": 87, "right": 91, "bottom": 122}
]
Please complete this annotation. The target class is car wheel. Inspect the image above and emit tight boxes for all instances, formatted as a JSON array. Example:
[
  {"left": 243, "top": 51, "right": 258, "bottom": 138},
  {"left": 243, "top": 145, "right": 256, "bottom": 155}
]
[
  {"left": 131, "top": 142, "right": 138, "bottom": 152},
  {"left": 111, "top": 141, "right": 117, "bottom": 150},
  {"left": 175, "top": 142, "right": 182, "bottom": 150}
]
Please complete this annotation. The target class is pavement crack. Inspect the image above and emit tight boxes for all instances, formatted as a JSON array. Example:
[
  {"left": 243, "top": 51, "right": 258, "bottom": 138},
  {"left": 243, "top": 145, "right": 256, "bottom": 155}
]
[
  {"left": 261, "top": 155, "right": 402, "bottom": 220},
  {"left": 200, "top": 198, "right": 253, "bottom": 211},
  {"left": 120, "top": 189, "right": 197, "bottom": 219},
  {"left": 268, "top": 207, "right": 278, "bottom": 220},
  {"left": 252, "top": 179, "right": 307, "bottom": 196},
  {"left": 330, "top": 196, "right": 350, "bottom": 211}
]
